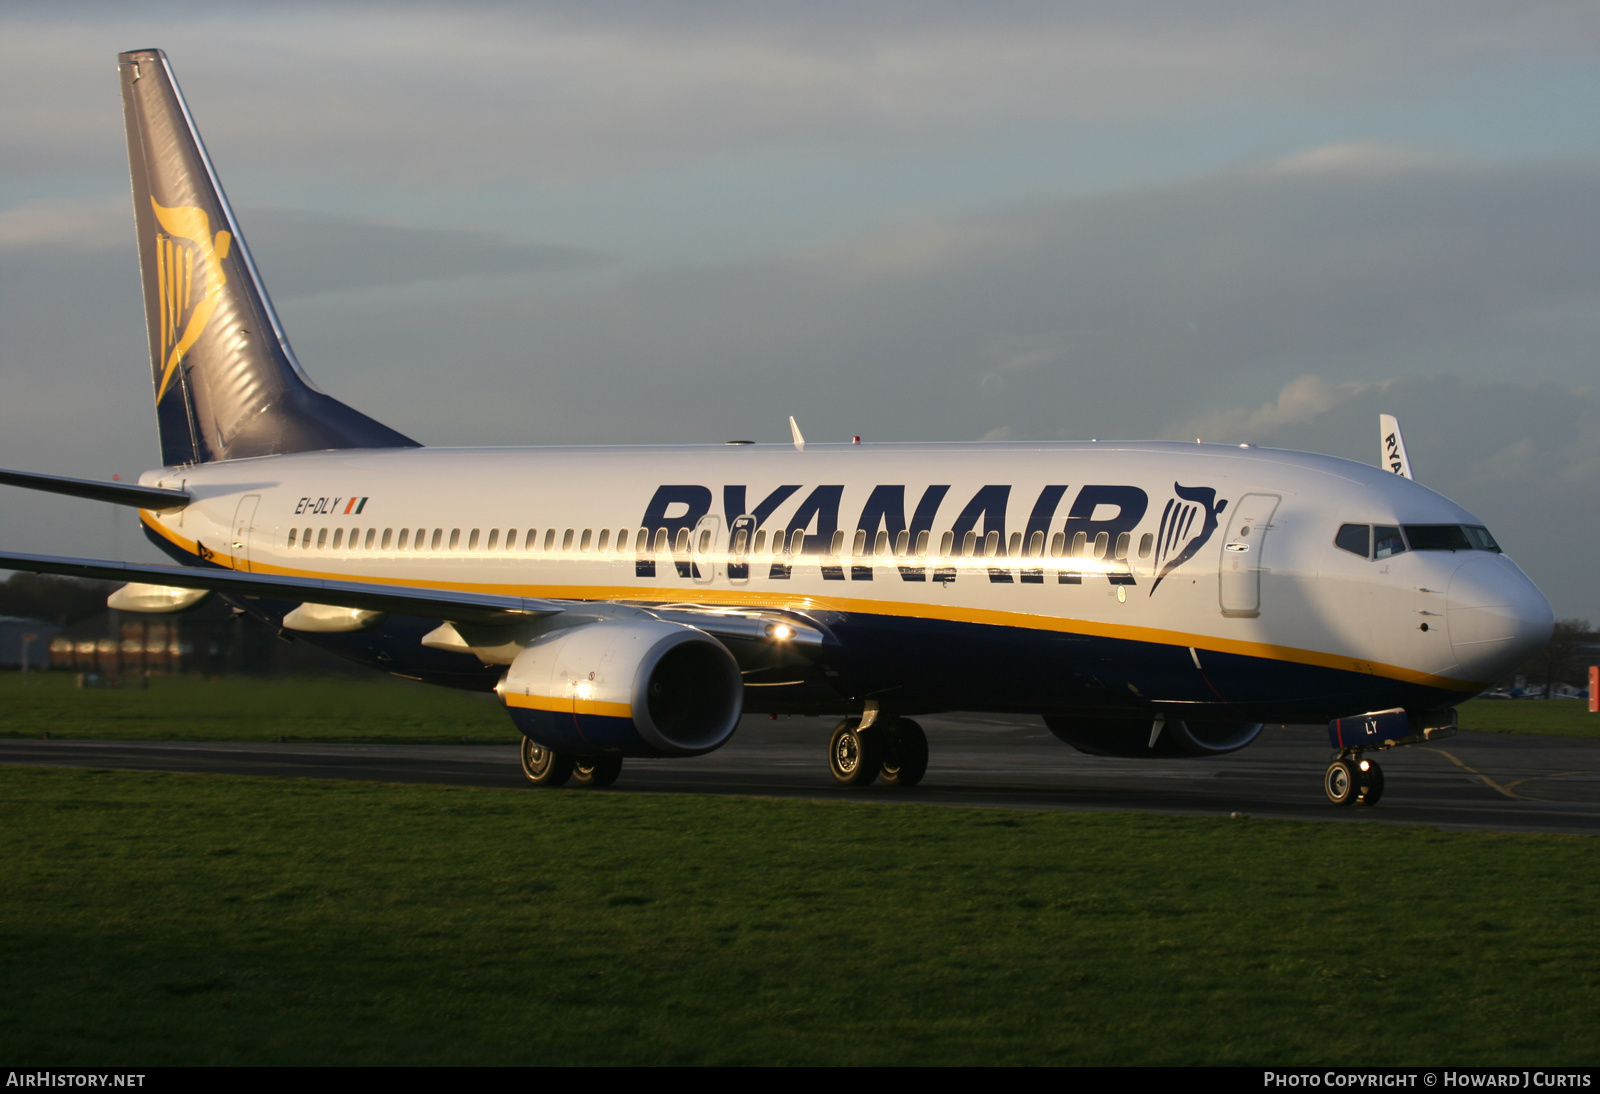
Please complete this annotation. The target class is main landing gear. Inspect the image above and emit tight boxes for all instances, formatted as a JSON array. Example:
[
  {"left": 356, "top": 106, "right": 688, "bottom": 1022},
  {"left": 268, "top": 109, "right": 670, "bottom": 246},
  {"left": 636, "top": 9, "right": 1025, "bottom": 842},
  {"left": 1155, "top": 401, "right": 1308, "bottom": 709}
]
[
  {"left": 828, "top": 715, "right": 929, "bottom": 788},
  {"left": 520, "top": 737, "right": 622, "bottom": 788},
  {"left": 1324, "top": 751, "right": 1384, "bottom": 806}
]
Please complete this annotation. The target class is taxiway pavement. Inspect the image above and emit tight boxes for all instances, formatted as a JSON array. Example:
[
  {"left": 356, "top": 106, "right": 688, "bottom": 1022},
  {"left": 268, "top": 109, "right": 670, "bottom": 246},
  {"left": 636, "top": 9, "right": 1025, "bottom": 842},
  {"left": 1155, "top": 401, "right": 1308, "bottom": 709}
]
[{"left": 2, "top": 714, "right": 1596, "bottom": 834}]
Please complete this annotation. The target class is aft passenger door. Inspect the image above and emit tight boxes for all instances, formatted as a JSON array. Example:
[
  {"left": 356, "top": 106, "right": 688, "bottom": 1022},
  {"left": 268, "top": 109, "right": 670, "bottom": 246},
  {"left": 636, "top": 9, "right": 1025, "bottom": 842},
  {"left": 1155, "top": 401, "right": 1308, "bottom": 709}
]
[
  {"left": 230, "top": 495, "right": 260, "bottom": 573},
  {"left": 1219, "top": 493, "right": 1280, "bottom": 617}
]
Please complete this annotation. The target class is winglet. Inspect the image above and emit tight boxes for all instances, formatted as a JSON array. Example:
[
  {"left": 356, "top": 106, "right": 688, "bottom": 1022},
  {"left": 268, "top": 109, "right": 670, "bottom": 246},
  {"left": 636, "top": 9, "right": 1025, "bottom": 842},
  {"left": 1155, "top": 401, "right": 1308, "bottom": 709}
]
[
  {"left": 1379, "top": 414, "right": 1413, "bottom": 480},
  {"left": 789, "top": 415, "right": 806, "bottom": 452}
]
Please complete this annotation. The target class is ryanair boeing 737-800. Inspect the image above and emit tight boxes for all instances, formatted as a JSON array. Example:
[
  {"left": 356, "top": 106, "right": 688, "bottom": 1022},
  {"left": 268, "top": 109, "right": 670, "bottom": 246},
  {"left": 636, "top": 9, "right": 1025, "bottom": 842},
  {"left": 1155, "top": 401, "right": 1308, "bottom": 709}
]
[{"left": 0, "top": 50, "right": 1555, "bottom": 803}]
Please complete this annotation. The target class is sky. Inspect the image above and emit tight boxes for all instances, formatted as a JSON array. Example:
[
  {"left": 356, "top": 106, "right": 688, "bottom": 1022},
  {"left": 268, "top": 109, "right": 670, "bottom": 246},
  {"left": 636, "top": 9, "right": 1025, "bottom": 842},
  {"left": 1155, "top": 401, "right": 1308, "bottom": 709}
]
[{"left": 2, "top": 1, "right": 1598, "bottom": 621}]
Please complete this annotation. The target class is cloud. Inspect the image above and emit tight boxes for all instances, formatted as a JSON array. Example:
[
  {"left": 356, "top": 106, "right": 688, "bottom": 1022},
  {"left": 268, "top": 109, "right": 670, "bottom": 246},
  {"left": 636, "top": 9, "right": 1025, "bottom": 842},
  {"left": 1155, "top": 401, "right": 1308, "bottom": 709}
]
[
  {"left": 243, "top": 149, "right": 1600, "bottom": 451},
  {"left": 1158, "top": 372, "right": 1600, "bottom": 622},
  {"left": 10, "top": 139, "right": 1600, "bottom": 449},
  {"left": 0, "top": 197, "right": 603, "bottom": 293},
  {"left": 1170, "top": 375, "right": 1392, "bottom": 442},
  {"left": 1271, "top": 143, "right": 1444, "bottom": 175},
  {"left": 5, "top": 69, "right": 1600, "bottom": 620},
  {"left": 238, "top": 209, "right": 604, "bottom": 297},
  {"left": 811, "top": 214, "right": 1040, "bottom": 286},
  {"left": 5, "top": 3, "right": 1600, "bottom": 185},
  {"left": 0, "top": 197, "right": 127, "bottom": 251}
]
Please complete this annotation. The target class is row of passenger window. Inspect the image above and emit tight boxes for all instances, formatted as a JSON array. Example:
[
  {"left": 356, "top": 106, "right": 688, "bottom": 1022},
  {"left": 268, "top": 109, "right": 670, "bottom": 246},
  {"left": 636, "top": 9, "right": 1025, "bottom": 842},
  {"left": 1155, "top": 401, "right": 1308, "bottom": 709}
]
[
  {"left": 1334, "top": 523, "right": 1501, "bottom": 560},
  {"left": 286, "top": 526, "right": 643, "bottom": 553},
  {"left": 284, "top": 524, "right": 1163, "bottom": 562},
  {"left": 735, "top": 527, "right": 1160, "bottom": 562}
]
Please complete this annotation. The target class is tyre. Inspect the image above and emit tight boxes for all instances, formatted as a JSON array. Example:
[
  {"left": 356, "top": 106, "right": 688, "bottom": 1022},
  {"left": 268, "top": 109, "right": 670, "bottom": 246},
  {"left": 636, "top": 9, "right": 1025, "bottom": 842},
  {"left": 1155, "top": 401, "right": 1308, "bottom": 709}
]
[
  {"left": 1324, "top": 758, "right": 1358, "bottom": 806},
  {"left": 520, "top": 737, "right": 574, "bottom": 787},
  {"left": 1356, "top": 761, "right": 1384, "bottom": 806},
  {"left": 572, "top": 754, "right": 623, "bottom": 788},
  {"left": 829, "top": 718, "right": 880, "bottom": 786},
  {"left": 880, "top": 718, "right": 928, "bottom": 787}
]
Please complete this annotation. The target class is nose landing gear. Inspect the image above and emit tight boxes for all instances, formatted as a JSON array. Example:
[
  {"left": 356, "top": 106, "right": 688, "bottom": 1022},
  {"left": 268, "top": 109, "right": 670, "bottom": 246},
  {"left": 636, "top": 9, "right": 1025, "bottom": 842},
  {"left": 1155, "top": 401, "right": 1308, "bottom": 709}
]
[
  {"left": 1323, "top": 707, "right": 1456, "bottom": 808},
  {"left": 1324, "top": 751, "right": 1384, "bottom": 806}
]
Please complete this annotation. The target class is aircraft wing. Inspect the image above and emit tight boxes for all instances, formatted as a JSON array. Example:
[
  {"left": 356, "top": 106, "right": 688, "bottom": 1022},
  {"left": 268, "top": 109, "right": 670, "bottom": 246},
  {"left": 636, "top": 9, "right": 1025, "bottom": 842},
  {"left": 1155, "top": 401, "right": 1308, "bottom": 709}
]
[
  {"left": 0, "top": 550, "right": 564, "bottom": 625},
  {"left": 0, "top": 550, "right": 830, "bottom": 650}
]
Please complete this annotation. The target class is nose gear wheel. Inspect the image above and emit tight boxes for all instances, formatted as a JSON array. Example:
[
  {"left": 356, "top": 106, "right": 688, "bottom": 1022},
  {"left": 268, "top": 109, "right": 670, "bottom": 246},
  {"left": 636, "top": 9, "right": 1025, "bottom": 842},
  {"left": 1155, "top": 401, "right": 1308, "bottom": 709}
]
[
  {"left": 1325, "top": 754, "right": 1385, "bottom": 806},
  {"left": 1324, "top": 758, "right": 1358, "bottom": 806}
]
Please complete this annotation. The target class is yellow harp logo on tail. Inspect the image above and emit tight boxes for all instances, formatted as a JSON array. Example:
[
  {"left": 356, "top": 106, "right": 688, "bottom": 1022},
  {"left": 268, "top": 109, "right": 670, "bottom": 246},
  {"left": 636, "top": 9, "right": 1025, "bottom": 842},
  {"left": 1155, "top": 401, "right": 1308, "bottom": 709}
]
[{"left": 151, "top": 199, "right": 232, "bottom": 402}]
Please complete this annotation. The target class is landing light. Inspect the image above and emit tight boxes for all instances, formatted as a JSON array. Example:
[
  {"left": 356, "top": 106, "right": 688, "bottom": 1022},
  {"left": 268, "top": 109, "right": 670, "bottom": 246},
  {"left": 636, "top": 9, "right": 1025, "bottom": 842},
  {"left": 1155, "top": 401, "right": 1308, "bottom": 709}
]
[
  {"left": 576, "top": 681, "right": 594, "bottom": 700},
  {"left": 768, "top": 623, "right": 794, "bottom": 641},
  {"left": 1359, "top": 759, "right": 1371, "bottom": 772}
]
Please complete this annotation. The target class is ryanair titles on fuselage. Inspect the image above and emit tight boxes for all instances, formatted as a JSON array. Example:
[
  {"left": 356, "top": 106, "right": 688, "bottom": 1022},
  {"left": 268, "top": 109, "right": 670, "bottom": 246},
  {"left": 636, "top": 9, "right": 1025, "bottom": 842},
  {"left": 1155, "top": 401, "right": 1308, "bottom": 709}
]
[{"left": 622, "top": 481, "right": 1225, "bottom": 592}]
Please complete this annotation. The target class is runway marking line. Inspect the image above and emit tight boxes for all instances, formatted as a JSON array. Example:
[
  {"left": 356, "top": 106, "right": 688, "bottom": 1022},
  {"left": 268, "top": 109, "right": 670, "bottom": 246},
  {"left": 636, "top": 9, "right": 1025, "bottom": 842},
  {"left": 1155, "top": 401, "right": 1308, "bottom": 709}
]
[
  {"left": 1503, "top": 771, "right": 1596, "bottom": 801},
  {"left": 1423, "top": 748, "right": 1521, "bottom": 800}
]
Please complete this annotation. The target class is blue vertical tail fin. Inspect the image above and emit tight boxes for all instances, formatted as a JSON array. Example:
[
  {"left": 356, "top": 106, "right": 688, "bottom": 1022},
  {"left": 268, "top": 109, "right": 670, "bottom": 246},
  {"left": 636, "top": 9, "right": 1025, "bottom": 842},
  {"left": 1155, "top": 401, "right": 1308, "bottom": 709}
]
[{"left": 119, "top": 49, "right": 418, "bottom": 466}]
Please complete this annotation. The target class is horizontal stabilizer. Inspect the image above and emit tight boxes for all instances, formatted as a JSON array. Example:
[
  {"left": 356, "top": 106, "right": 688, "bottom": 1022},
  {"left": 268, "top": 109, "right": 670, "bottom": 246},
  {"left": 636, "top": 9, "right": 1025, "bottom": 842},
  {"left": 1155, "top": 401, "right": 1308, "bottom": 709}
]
[
  {"left": 0, "top": 550, "right": 564, "bottom": 626},
  {"left": 0, "top": 468, "right": 189, "bottom": 510}
]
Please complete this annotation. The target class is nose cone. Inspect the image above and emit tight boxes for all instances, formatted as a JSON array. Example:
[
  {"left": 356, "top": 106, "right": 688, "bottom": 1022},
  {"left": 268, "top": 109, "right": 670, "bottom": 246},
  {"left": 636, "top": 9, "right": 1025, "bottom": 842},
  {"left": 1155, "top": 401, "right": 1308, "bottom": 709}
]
[{"left": 1447, "top": 556, "right": 1554, "bottom": 682}]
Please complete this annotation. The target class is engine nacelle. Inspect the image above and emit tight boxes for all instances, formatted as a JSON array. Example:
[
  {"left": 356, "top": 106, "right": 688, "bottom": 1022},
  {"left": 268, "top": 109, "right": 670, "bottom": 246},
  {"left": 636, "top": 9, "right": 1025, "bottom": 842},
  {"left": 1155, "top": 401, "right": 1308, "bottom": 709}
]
[
  {"left": 496, "top": 620, "right": 743, "bottom": 757},
  {"left": 1043, "top": 714, "right": 1262, "bottom": 758}
]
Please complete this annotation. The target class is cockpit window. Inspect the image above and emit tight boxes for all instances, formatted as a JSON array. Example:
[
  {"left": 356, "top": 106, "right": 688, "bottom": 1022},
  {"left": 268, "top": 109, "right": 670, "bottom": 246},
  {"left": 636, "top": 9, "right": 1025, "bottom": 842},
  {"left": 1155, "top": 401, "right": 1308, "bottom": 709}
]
[
  {"left": 1374, "top": 525, "right": 1407, "bottom": 560},
  {"left": 1403, "top": 524, "right": 1472, "bottom": 551},
  {"left": 1334, "top": 524, "right": 1371, "bottom": 557},
  {"left": 1340, "top": 522, "right": 1503, "bottom": 560}
]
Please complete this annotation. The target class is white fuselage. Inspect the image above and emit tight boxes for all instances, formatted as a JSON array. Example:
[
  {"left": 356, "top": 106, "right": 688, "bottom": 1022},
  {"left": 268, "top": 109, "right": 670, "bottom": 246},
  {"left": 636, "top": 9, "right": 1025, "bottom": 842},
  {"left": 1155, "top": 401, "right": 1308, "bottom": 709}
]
[{"left": 137, "top": 439, "right": 1551, "bottom": 719}]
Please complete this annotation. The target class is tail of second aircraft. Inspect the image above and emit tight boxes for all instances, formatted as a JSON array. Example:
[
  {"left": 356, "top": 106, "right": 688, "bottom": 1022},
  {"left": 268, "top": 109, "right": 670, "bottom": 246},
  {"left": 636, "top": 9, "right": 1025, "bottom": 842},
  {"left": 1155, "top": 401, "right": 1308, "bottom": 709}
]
[{"left": 119, "top": 49, "right": 418, "bottom": 467}]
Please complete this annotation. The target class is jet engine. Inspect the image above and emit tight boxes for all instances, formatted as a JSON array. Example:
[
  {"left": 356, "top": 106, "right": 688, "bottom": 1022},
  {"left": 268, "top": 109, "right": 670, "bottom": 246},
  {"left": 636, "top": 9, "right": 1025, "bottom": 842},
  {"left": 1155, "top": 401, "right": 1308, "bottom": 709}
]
[
  {"left": 1043, "top": 714, "right": 1261, "bottom": 758},
  {"left": 496, "top": 619, "right": 743, "bottom": 757}
]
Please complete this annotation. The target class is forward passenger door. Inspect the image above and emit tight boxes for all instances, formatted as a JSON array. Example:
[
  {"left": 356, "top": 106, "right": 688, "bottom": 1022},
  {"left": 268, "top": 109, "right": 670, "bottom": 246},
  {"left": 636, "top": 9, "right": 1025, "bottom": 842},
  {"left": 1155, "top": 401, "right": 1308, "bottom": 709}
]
[{"left": 1219, "top": 493, "right": 1280, "bottom": 617}]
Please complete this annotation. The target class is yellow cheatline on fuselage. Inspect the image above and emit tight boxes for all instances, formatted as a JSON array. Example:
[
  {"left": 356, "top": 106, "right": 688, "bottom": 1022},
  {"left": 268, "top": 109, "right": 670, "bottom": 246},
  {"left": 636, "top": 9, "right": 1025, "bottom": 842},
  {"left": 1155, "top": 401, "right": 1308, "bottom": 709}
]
[{"left": 139, "top": 510, "right": 1486, "bottom": 693}]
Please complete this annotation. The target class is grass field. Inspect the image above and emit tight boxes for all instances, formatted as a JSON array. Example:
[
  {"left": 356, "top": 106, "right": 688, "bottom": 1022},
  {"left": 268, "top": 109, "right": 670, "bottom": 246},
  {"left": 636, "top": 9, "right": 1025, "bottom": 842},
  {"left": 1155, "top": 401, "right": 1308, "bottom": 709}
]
[
  {"left": 1456, "top": 697, "right": 1599, "bottom": 737},
  {"left": 1, "top": 765, "right": 1595, "bottom": 1066},
  {"left": 0, "top": 671, "right": 511, "bottom": 743},
  {"left": 0, "top": 672, "right": 1595, "bottom": 742}
]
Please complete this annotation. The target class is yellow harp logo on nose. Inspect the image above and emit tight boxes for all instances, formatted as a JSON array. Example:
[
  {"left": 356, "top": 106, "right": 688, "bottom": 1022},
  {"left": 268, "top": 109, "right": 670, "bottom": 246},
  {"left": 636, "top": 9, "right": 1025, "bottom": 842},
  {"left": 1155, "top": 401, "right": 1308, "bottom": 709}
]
[{"left": 152, "top": 199, "right": 231, "bottom": 402}]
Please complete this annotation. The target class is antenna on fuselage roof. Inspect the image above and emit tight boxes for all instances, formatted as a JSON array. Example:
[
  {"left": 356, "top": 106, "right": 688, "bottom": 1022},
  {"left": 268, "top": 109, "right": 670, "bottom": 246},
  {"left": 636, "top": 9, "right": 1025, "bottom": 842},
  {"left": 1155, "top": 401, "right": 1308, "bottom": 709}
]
[
  {"left": 789, "top": 416, "right": 806, "bottom": 452},
  {"left": 1379, "top": 414, "right": 1414, "bottom": 480}
]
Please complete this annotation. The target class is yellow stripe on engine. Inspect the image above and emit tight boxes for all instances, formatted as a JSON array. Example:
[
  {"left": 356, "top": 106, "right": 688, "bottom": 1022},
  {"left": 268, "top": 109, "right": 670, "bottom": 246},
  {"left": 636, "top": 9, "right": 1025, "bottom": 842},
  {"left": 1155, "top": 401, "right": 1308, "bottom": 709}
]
[{"left": 504, "top": 692, "right": 632, "bottom": 719}]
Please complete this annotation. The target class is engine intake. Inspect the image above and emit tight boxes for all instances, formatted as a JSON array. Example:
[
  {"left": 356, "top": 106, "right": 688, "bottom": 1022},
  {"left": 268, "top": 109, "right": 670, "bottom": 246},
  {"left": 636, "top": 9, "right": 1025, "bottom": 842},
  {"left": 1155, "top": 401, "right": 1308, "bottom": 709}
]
[
  {"left": 497, "top": 620, "right": 742, "bottom": 757},
  {"left": 1043, "top": 714, "right": 1261, "bottom": 758}
]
